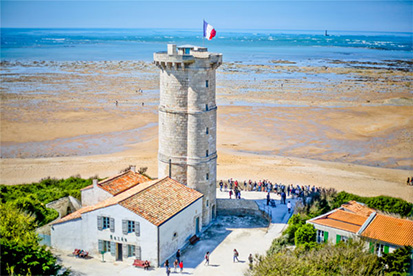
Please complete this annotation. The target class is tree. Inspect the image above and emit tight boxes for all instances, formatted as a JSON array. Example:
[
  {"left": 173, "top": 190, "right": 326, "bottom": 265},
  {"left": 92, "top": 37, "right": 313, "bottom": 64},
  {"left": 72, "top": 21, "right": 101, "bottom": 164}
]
[
  {"left": 248, "top": 239, "right": 383, "bottom": 276},
  {"left": 294, "top": 223, "right": 316, "bottom": 247},
  {"left": 379, "top": 245, "right": 412, "bottom": 275},
  {"left": 0, "top": 203, "right": 69, "bottom": 276}
]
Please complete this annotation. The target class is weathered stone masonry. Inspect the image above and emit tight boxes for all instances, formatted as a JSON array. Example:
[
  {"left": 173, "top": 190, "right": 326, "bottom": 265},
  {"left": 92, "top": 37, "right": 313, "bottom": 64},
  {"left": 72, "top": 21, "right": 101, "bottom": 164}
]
[{"left": 154, "top": 44, "right": 222, "bottom": 226}]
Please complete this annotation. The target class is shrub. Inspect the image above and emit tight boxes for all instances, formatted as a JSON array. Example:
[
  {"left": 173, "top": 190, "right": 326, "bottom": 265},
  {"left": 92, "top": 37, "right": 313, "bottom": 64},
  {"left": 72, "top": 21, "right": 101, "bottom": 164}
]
[
  {"left": 0, "top": 203, "right": 69, "bottom": 276},
  {"left": 294, "top": 223, "right": 316, "bottom": 246}
]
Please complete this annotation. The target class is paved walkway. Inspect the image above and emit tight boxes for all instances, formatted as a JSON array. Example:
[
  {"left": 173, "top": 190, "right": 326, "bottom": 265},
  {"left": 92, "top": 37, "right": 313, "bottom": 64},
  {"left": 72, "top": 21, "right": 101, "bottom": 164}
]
[{"left": 54, "top": 189, "right": 295, "bottom": 276}]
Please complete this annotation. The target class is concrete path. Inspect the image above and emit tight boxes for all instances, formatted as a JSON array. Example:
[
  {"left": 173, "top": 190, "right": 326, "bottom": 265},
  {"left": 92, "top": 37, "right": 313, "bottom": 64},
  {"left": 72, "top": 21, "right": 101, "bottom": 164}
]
[{"left": 54, "top": 189, "right": 295, "bottom": 276}]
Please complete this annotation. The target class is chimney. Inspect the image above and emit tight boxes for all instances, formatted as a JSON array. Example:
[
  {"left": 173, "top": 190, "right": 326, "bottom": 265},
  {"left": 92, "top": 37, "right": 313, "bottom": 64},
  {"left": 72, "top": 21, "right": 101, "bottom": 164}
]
[
  {"left": 169, "top": 159, "right": 172, "bottom": 178},
  {"left": 167, "top": 44, "right": 176, "bottom": 56},
  {"left": 93, "top": 179, "right": 98, "bottom": 189},
  {"left": 131, "top": 166, "right": 136, "bottom": 173}
]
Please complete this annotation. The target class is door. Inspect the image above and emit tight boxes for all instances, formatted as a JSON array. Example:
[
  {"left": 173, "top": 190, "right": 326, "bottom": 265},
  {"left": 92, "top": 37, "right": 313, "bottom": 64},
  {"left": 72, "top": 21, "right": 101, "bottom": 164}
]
[
  {"left": 117, "top": 243, "right": 123, "bottom": 261},
  {"left": 195, "top": 217, "right": 200, "bottom": 235}
]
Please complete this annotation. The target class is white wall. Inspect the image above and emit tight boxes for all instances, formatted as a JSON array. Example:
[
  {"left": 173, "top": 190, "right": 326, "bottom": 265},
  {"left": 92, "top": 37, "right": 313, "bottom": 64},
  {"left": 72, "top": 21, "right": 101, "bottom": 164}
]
[
  {"left": 81, "top": 186, "right": 112, "bottom": 206},
  {"left": 52, "top": 204, "right": 159, "bottom": 265},
  {"left": 307, "top": 223, "right": 358, "bottom": 244},
  {"left": 51, "top": 219, "right": 82, "bottom": 251},
  {"left": 159, "top": 198, "right": 203, "bottom": 265}
]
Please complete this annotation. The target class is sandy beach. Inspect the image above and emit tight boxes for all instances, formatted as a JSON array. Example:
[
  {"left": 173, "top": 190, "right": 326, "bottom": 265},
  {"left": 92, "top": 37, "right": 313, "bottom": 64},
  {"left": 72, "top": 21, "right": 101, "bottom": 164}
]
[{"left": 1, "top": 60, "right": 412, "bottom": 202}]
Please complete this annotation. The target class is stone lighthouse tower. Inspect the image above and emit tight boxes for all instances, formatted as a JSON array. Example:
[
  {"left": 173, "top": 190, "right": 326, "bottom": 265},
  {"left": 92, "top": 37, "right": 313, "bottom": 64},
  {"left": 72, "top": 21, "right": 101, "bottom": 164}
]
[{"left": 154, "top": 44, "right": 222, "bottom": 226}]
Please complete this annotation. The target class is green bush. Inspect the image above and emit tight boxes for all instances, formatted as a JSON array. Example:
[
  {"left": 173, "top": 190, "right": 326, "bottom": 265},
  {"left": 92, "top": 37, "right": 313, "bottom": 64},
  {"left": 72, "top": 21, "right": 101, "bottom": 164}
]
[
  {"left": 332, "top": 192, "right": 413, "bottom": 217},
  {"left": 248, "top": 240, "right": 383, "bottom": 276},
  {"left": 0, "top": 203, "right": 69, "bottom": 276},
  {"left": 294, "top": 224, "right": 316, "bottom": 247},
  {"left": 0, "top": 176, "right": 92, "bottom": 226},
  {"left": 283, "top": 214, "right": 308, "bottom": 244},
  {"left": 379, "top": 245, "right": 412, "bottom": 275}
]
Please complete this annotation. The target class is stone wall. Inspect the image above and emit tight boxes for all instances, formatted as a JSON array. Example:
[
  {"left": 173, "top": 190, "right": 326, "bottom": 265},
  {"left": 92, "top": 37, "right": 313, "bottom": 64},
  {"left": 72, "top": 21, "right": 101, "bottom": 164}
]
[
  {"left": 216, "top": 199, "right": 271, "bottom": 224},
  {"left": 154, "top": 45, "right": 222, "bottom": 226},
  {"left": 46, "top": 196, "right": 82, "bottom": 218}
]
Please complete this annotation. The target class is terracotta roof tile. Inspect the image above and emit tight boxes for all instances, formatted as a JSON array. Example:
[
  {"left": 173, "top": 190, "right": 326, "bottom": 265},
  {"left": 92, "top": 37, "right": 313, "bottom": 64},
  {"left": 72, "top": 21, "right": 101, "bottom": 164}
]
[
  {"left": 80, "top": 170, "right": 150, "bottom": 194},
  {"left": 341, "top": 201, "right": 375, "bottom": 217},
  {"left": 53, "top": 177, "right": 203, "bottom": 226},
  {"left": 98, "top": 170, "right": 151, "bottom": 195},
  {"left": 311, "top": 210, "right": 367, "bottom": 233},
  {"left": 361, "top": 214, "right": 413, "bottom": 246},
  {"left": 119, "top": 177, "right": 203, "bottom": 226}
]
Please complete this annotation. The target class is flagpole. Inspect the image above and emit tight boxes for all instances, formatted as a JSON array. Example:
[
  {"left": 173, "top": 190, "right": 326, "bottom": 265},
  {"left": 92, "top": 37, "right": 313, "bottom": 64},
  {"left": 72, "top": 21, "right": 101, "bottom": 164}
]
[{"left": 202, "top": 19, "right": 205, "bottom": 47}]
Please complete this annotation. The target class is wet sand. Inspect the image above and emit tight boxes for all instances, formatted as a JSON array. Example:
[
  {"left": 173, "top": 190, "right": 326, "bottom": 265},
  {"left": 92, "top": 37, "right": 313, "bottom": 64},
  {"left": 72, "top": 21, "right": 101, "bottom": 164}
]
[{"left": 1, "top": 60, "right": 412, "bottom": 201}]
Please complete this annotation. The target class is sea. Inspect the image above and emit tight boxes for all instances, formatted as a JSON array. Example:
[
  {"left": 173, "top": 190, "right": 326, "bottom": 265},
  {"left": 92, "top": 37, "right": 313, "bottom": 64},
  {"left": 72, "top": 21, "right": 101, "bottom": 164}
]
[{"left": 1, "top": 28, "right": 412, "bottom": 64}]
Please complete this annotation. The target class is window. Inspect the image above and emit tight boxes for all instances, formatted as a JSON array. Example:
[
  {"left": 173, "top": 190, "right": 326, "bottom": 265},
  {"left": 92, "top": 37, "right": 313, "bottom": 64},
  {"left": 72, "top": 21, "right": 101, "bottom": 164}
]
[
  {"left": 206, "top": 150, "right": 209, "bottom": 157},
  {"left": 341, "top": 236, "right": 348, "bottom": 243},
  {"left": 128, "top": 245, "right": 136, "bottom": 257},
  {"left": 316, "top": 230, "right": 324, "bottom": 243},
  {"left": 103, "top": 240, "right": 111, "bottom": 252},
  {"left": 128, "top": 221, "right": 135, "bottom": 233},
  {"left": 376, "top": 244, "right": 385, "bottom": 257},
  {"left": 206, "top": 127, "right": 209, "bottom": 135},
  {"left": 206, "top": 200, "right": 209, "bottom": 207},
  {"left": 103, "top": 217, "right": 110, "bottom": 229},
  {"left": 184, "top": 48, "right": 190, "bottom": 54},
  {"left": 206, "top": 104, "right": 208, "bottom": 111},
  {"left": 206, "top": 80, "right": 209, "bottom": 87},
  {"left": 206, "top": 173, "right": 209, "bottom": 180}
]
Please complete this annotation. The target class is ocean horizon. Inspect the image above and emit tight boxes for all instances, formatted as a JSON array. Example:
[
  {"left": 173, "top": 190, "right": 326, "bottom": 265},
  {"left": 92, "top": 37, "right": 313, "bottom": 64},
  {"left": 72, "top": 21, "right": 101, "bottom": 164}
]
[{"left": 1, "top": 28, "right": 412, "bottom": 64}]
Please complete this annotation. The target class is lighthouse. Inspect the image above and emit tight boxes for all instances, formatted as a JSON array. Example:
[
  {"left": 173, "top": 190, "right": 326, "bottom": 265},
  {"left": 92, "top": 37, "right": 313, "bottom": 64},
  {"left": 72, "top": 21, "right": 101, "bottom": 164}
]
[{"left": 154, "top": 44, "right": 222, "bottom": 226}]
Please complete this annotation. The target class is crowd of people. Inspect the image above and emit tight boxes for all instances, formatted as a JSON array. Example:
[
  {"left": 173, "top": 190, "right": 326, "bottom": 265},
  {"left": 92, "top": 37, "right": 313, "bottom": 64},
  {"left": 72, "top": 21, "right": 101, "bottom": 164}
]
[{"left": 219, "top": 178, "right": 325, "bottom": 200}]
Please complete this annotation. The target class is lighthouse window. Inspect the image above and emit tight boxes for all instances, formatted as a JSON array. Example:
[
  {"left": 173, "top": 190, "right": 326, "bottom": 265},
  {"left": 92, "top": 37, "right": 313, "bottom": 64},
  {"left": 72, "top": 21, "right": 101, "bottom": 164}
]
[
  {"left": 205, "top": 104, "right": 208, "bottom": 111},
  {"left": 206, "top": 80, "right": 209, "bottom": 87},
  {"left": 206, "top": 150, "right": 209, "bottom": 157},
  {"left": 206, "top": 127, "right": 209, "bottom": 134},
  {"left": 206, "top": 173, "right": 209, "bottom": 180}
]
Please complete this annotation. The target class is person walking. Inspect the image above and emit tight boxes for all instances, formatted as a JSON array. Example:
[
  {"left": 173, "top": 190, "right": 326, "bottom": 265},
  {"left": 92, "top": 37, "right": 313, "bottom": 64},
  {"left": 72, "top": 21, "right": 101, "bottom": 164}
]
[
  {"left": 173, "top": 259, "right": 178, "bottom": 272},
  {"left": 267, "top": 192, "right": 270, "bottom": 205},
  {"left": 287, "top": 201, "right": 292, "bottom": 213},
  {"left": 179, "top": 261, "right": 183, "bottom": 273},
  {"left": 176, "top": 249, "right": 181, "bottom": 263},
  {"left": 233, "top": 249, "right": 239, "bottom": 262},
  {"left": 248, "top": 253, "right": 253, "bottom": 270},
  {"left": 164, "top": 260, "right": 170, "bottom": 275},
  {"left": 204, "top": 251, "right": 210, "bottom": 265},
  {"left": 229, "top": 189, "right": 233, "bottom": 199}
]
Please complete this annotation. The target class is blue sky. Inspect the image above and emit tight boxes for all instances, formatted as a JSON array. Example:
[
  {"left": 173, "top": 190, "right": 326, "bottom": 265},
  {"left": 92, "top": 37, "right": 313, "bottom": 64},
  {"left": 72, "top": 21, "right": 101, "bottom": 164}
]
[{"left": 1, "top": 1, "right": 412, "bottom": 32}]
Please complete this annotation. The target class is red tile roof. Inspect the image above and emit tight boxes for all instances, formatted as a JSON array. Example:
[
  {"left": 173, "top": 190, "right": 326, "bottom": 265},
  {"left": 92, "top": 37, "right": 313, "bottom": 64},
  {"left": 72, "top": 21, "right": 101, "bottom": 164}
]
[
  {"left": 119, "top": 177, "right": 203, "bottom": 226},
  {"left": 341, "top": 201, "right": 375, "bottom": 217},
  {"left": 81, "top": 170, "right": 151, "bottom": 195},
  {"left": 361, "top": 214, "right": 413, "bottom": 247},
  {"left": 53, "top": 177, "right": 203, "bottom": 226},
  {"left": 311, "top": 210, "right": 367, "bottom": 233}
]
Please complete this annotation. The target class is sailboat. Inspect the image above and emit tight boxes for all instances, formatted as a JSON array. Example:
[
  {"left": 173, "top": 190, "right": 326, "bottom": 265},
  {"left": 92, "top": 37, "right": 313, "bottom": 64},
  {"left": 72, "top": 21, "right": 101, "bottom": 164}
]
[{"left": 324, "top": 30, "right": 329, "bottom": 36}]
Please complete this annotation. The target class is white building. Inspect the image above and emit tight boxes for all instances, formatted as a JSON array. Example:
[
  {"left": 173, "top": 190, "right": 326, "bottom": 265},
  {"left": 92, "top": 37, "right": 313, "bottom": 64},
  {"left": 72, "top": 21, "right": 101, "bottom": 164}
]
[
  {"left": 51, "top": 176, "right": 203, "bottom": 266},
  {"left": 307, "top": 201, "right": 413, "bottom": 256}
]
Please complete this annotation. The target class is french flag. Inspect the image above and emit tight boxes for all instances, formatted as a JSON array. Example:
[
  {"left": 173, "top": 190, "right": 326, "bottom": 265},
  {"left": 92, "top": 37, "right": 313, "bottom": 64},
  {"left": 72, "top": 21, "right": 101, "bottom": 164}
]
[{"left": 203, "top": 20, "right": 216, "bottom": 40}]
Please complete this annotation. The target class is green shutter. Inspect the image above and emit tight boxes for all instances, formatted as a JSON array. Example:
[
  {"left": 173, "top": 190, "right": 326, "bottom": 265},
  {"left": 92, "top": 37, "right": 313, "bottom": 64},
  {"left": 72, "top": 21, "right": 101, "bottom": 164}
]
[
  {"left": 324, "top": 231, "right": 329, "bottom": 243},
  {"left": 384, "top": 245, "right": 389, "bottom": 254},
  {"left": 369, "top": 242, "right": 374, "bottom": 253},
  {"left": 336, "top": 234, "right": 341, "bottom": 244}
]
